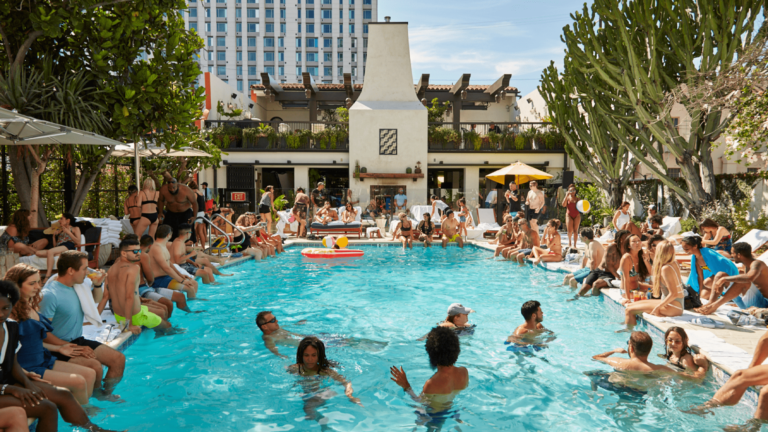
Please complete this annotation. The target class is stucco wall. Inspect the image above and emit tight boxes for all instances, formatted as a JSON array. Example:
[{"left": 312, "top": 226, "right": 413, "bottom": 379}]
[{"left": 205, "top": 73, "right": 257, "bottom": 121}]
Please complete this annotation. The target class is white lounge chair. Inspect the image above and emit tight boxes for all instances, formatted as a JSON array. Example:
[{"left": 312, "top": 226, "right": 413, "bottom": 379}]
[
  {"left": 476, "top": 208, "right": 501, "bottom": 233},
  {"left": 660, "top": 216, "right": 682, "bottom": 238},
  {"left": 736, "top": 229, "right": 768, "bottom": 252}
]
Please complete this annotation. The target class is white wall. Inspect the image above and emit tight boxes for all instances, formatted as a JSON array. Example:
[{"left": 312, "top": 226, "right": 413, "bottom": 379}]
[{"left": 205, "top": 73, "right": 257, "bottom": 121}]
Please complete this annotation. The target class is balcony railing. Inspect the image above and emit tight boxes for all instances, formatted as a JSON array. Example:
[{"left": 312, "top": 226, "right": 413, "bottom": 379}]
[
  {"left": 204, "top": 120, "right": 349, "bottom": 151},
  {"left": 427, "top": 122, "right": 565, "bottom": 152}
]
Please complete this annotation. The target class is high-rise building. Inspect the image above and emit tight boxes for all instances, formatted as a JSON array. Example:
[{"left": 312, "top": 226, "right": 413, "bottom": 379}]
[{"left": 183, "top": 0, "right": 377, "bottom": 91}]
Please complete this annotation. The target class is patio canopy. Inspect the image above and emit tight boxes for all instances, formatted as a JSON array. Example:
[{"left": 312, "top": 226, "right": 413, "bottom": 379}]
[
  {"left": 114, "top": 143, "right": 212, "bottom": 158},
  {"left": 485, "top": 161, "right": 553, "bottom": 185},
  {"left": 0, "top": 107, "right": 123, "bottom": 146}
]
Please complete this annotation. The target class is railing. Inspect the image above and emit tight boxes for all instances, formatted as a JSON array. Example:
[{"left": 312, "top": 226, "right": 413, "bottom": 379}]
[
  {"left": 204, "top": 120, "right": 349, "bottom": 151},
  {"left": 427, "top": 122, "right": 565, "bottom": 152}
]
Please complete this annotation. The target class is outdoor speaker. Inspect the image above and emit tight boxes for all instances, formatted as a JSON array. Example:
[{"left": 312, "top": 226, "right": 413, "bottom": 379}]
[{"left": 562, "top": 171, "right": 574, "bottom": 187}]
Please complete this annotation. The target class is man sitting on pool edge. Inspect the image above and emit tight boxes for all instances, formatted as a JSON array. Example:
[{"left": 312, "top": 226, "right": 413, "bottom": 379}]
[{"left": 441, "top": 210, "right": 464, "bottom": 249}]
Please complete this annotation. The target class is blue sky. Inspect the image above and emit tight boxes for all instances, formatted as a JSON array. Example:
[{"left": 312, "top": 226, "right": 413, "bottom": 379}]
[{"left": 379, "top": 0, "right": 590, "bottom": 96}]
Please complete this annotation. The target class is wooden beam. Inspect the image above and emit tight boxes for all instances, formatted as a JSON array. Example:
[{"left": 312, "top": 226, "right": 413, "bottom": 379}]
[
  {"left": 260, "top": 73, "right": 282, "bottom": 93},
  {"left": 302, "top": 72, "right": 319, "bottom": 95},
  {"left": 343, "top": 73, "right": 357, "bottom": 101},
  {"left": 449, "top": 74, "right": 471, "bottom": 95},
  {"left": 485, "top": 74, "right": 512, "bottom": 95},
  {"left": 416, "top": 74, "right": 430, "bottom": 99}
]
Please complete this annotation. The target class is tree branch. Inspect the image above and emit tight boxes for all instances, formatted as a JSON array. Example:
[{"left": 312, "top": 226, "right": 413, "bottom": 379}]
[
  {"left": 11, "top": 30, "right": 43, "bottom": 76},
  {"left": 0, "top": 21, "right": 13, "bottom": 63}
]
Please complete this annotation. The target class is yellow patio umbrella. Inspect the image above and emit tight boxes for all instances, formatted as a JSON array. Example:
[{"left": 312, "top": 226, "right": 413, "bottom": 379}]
[{"left": 485, "top": 161, "right": 553, "bottom": 186}]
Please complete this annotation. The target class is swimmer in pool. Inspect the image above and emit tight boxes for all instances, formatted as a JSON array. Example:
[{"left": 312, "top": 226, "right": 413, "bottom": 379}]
[
  {"left": 592, "top": 331, "right": 675, "bottom": 374},
  {"left": 288, "top": 337, "right": 362, "bottom": 426},
  {"left": 418, "top": 303, "right": 475, "bottom": 340},
  {"left": 256, "top": 311, "right": 387, "bottom": 358},
  {"left": 507, "top": 300, "right": 549, "bottom": 344},
  {"left": 390, "top": 326, "right": 468, "bottom": 423}
]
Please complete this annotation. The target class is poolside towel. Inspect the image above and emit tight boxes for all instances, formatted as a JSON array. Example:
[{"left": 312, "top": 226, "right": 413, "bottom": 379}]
[
  {"left": 44, "top": 275, "right": 103, "bottom": 328},
  {"left": 687, "top": 247, "right": 739, "bottom": 293},
  {"left": 691, "top": 317, "right": 725, "bottom": 329}
]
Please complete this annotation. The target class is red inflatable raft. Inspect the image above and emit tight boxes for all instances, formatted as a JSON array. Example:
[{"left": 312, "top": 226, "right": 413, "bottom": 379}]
[{"left": 301, "top": 248, "right": 365, "bottom": 259}]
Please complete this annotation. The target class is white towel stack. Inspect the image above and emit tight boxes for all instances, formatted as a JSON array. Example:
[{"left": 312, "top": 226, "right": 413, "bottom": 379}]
[{"left": 78, "top": 217, "right": 123, "bottom": 246}]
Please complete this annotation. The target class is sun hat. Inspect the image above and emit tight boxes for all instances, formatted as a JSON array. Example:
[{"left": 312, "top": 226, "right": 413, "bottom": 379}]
[{"left": 447, "top": 303, "right": 473, "bottom": 316}]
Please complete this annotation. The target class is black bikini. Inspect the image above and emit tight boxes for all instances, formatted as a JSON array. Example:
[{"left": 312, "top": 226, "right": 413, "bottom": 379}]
[
  {"left": 141, "top": 191, "right": 159, "bottom": 224},
  {"left": 128, "top": 196, "right": 141, "bottom": 224}
]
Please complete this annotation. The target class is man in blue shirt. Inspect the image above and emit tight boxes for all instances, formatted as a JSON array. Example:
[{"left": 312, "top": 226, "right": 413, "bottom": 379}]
[
  {"left": 394, "top": 188, "right": 408, "bottom": 214},
  {"left": 39, "top": 250, "right": 127, "bottom": 397}
]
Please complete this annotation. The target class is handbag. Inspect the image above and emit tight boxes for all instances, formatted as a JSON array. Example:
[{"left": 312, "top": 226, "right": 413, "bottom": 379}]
[{"left": 683, "top": 284, "right": 703, "bottom": 310}]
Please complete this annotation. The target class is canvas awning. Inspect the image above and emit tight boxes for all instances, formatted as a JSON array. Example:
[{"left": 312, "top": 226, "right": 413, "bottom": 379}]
[{"left": 0, "top": 107, "right": 123, "bottom": 146}]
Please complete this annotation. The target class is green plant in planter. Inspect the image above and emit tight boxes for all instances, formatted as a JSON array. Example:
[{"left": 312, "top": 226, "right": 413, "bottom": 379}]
[
  {"left": 514, "top": 135, "right": 525, "bottom": 150},
  {"left": 360, "top": 167, "right": 367, "bottom": 173},
  {"left": 443, "top": 128, "right": 459, "bottom": 148},
  {"left": 298, "top": 129, "right": 314, "bottom": 147},
  {"left": 316, "top": 131, "right": 329, "bottom": 149},
  {"left": 329, "top": 132, "right": 337, "bottom": 149},
  {"left": 406, "top": 167, "right": 412, "bottom": 174},
  {"left": 257, "top": 123, "right": 274, "bottom": 137},
  {"left": 230, "top": 244, "right": 243, "bottom": 254},
  {"left": 242, "top": 128, "right": 260, "bottom": 145},
  {"left": 488, "top": 131, "right": 500, "bottom": 150},
  {"left": 267, "top": 129, "right": 279, "bottom": 148}
]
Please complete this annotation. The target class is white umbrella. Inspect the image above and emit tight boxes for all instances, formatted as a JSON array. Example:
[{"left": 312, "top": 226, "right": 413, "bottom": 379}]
[
  {"left": 0, "top": 107, "right": 122, "bottom": 146},
  {"left": 115, "top": 142, "right": 213, "bottom": 187}
]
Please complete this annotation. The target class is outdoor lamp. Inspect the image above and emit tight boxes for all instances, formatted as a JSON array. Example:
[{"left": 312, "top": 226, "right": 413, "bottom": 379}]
[
  {"left": 231, "top": 93, "right": 237, "bottom": 99},
  {"left": 495, "top": 94, "right": 501, "bottom": 103},
  {"left": 461, "top": 89, "right": 467, "bottom": 100},
  {"left": 345, "top": 97, "right": 352, "bottom": 108},
  {"left": 501, "top": 91, "right": 506, "bottom": 100},
  {"left": 248, "top": 103, "right": 254, "bottom": 108},
  {"left": 421, "top": 98, "right": 427, "bottom": 106},
  {"left": 305, "top": 89, "right": 312, "bottom": 98}
]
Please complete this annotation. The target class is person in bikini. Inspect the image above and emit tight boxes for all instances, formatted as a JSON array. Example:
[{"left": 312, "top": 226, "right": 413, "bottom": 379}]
[
  {"left": 530, "top": 219, "right": 563, "bottom": 266},
  {"left": 617, "top": 234, "right": 651, "bottom": 305},
  {"left": 124, "top": 185, "right": 143, "bottom": 235},
  {"left": 392, "top": 213, "right": 414, "bottom": 249},
  {"left": 700, "top": 218, "right": 733, "bottom": 258},
  {"left": 0, "top": 209, "right": 48, "bottom": 256},
  {"left": 190, "top": 181, "right": 207, "bottom": 249},
  {"left": 292, "top": 188, "right": 310, "bottom": 238},
  {"left": 562, "top": 185, "right": 580, "bottom": 249},
  {"left": 563, "top": 228, "right": 604, "bottom": 290},
  {"left": 39, "top": 213, "right": 81, "bottom": 282},
  {"left": 341, "top": 202, "right": 357, "bottom": 224},
  {"left": 577, "top": 229, "right": 630, "bottom": 297},
  {"left": 441, "top": 211, "right": 464, "bottom": 248},
  {"left": 696, "top": 242, "right": 768, "bottom": 315},
  {"left": 148, "top": 225, "right": 199, "bottom": 300},
  {"left": 493, "top": 215, "right": 517, "bottom": 258},
  {"left": 509, "top": 219, "right": 540, "bottom": 264},
  {"left": 134, "top": 179, "right": 161, "bottom": 239},
  {"left": 314, "top": 202, "right": 334, "bottom": 225},
  {"left": 663, "top": 327, "right": 708, "bottom": 380},
  {"left": 416, "top": 212, "right": 435, "bottom": 248}
]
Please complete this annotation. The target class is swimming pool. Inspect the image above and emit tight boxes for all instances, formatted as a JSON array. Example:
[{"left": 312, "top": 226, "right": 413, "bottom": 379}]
[{"left": 83, "top": 245, "right": 756, "bottom": 431}]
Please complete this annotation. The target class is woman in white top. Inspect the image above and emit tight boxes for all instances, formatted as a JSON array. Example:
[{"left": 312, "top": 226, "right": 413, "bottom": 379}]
[{"left": 612, "top": 201, "right": 632, "bottom": 232}]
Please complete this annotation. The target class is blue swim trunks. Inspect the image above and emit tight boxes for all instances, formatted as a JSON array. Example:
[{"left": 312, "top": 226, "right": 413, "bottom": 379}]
[
  {"left": 573, "top": 267, "right": 591, "bottom": 284},
  {"left": 152, "top": 275, "right": 174, "bottom": 289},
  {"left": 518, "top": 249, "right": 532, "bottom": 256},
  {"left": 138, "top": 284, "right": 150, "bottom": 296}
]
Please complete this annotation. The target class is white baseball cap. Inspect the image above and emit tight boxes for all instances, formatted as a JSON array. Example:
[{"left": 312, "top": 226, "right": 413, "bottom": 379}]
[{"left": 447, "top": 303, "right": 474, "bottom": 316}]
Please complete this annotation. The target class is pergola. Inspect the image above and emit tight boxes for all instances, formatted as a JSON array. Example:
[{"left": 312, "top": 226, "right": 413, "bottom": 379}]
[{"left": 254, "top": 72, "right": 517, "bottom": 127}]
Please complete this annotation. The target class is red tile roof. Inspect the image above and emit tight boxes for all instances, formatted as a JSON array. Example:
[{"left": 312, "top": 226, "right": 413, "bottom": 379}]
[{"left": 250, "top": 83, "right": 518, "bottom": 92}]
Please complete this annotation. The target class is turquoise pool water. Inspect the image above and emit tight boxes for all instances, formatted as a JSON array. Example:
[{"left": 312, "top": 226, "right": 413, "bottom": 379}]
[{"left": 83, "top": 245, "right": 756, "bottom": 431}]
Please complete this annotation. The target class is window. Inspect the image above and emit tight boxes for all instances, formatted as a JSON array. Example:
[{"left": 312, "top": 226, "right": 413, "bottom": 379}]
[
  {"left": 265, "top": 52, "right": 274, "bottom": 61},
  {"left": 217, "top": 22, "right": 227, "bottom": 32},
  {"left": 322, "top": 9, "right": 332, "bottom": 18},
  {"left": 237, "top": 65, "right": 243, "bottom": 75},
  {"left": 295, "top": 37, "right": 302, "bottom": 47},
  {"left": 189, "top": 22, "right": 198, "bottom": 32},
  {"left": 280, "top": 23, "right": 286, "bottom": 32},
  {"left": 280, "top": 9, "right": 286, "bottom": 18},
  {"left": 323, "top": 37, "right": 332, "bottom": 48},
  {"left": 306, "top": 52, "right": 317, "bottom": 62},
  {"left": 278, "top": 66, "right": 285, "bottom": 75},
  {"left": 306, "top": 24, "right": 314, "bottom": 33},
  {"left": 236, "top": 37, "right": 242, "bottom": 47},
  {"left": 339, "top": 9, "right": 343, "bottom": 18},
  {"left": 247, "top": 0, "right": 256, "bottom": 2},
  {"left": 363, "top": 10, "right": 371, "bottom": 19},
  {"left": 351, "top": 52, "right": 357, "bottom": 62},
  {"left": 248, "top": 37, "right": 257, "bottom": 46},
  {"left": 297, "top": 24, "right": 301, "bottom": 33},
  {"left": 278, "top": 52, "right": 284, "bottom": 61},
  {"left": 307, "top": 66, "right": 318, "bottom": 76},
  {"left": 349, "top": 24, "right": 354, "bottom": 33},
  {"left": 222, "top": 79, "right": 228, "bottom": 84},
  {"left": 351, "top": 37, "right": 357, "bottom": 48},
  {"left": 237, "top": 51, "right": 243, "bottom": 61},
  {"left": 296, "top": 52, "right": 302, "bottom": 61},
  {"left": 265, "top": 66, "right": 275, "bottom": 75},
  {"left": 323, "top": 52, "right": 331, "bottom": 61},
  {"left": 337, "top": 66, "right": 343, "bottom": 76},
  {"left": 264, "top": 37, "right": 274, "bottom": 47},
  {"left": 351, "top": 66, "right": 357, "bottom": 76},
  {"left": 207, "top": 51, "right": 213, "bottom": 60},
  {"left": 748, "top": 168, "right": 760, "bottom": 173},
  {"left": 249, "top": 79, "right": 260, "bottom": 87},
  {"left": 363, "top": 52, "right": 366, "bottom": 62},
  {"left": 207, "top": 36, "right": 213, "bottom": 46},
  {"left": 278, "top": 37, "right": 284, "bottom": 47},
  {"left": 217, "top": 0, "right": 226, "bottom": 3},
  {"left": 217, "top": 65, "right": 226, "bottom": 75},
  {"left": 266, "top": 0, "right": 273, "bottom": 3},
  {"left": 337, "top": 52, "right": 343, "bottom": 61},
  {"left": 337, "top": 37, "right": 343, "bottom": 48},
  {"left": 235, "top": 8, "right": 241, "bottom": 17},
  {"left": 265, "top": 9, "right": 273, "bottom": 18},
  {"left": 216, "top": 37, "right": 226, "bottom": 46},
  {"left": 307, "top": 37, "right": 318, "bottom": 47},
  {"left": 266, "top": 23, "right": 274, "bottom": 32},
  {"left": 339, "top": 24, "right": 343, "bottom": 33},
  {"left": 322, "top": 24, "right": 332, "bottom": 33},
  {"left": 236, "top": 22, "right": 242, "bottom": 32},
  {"left": 296, "top": 67, "right": 302, "bottom": 75},
  {"left": 189, "top": 8, "right": 198, "bottom": 17},
  {"left": 322, "top": 0, "right": 331, "bottom": 4},
  {"left": 306, "top": 10, "right": 314, "bottom": 18},
  {"left": 363, "top": 37, "right": 367, "bottom": 47},
  {"left": 363, "top": 0, "right": 371, "bottom": 4},
  {"left": 248, "top": 66, "right": 258, "bottom": 75},
  {"left": 324, "top": 67, "right": 332, "bottom": 76},
  {"left": 307, "top": 0, "right": 314, "bottom": 3},
  {"left": 247, "top": 8, "right": 258, "bottom": 17},
  {"left": 237, "top": 80, "right": 243, "bottom": 92},
  {"left": 248, "top": 51, "right": 256, "bottom": 61},
  {"left": 349, "top": 0, "right": 354, "bottom": 3},
  {"left": 668, "top": 168, "right": 681, "bottom": 178},
  {"left": 217, "top": 51, "right": 226, "bottom": 61},
  {"left": 349, "top": 10, "right": 354, "bottom": 19},
  {"left": 672, "top": 117, "right": 680, "bottom": 134},
  {"left": 216, "top": 7, "right": 226, "bottom": 17},
  {"left": 205, "top": 8, "right": 211, "bottom": 17},
  {"left": 247, "top": 23, "right": 258, "bottom": 32},
  {"left": 208, "top": 66, "right": 214, "bottom": 73},
  {"left": 205, "top": 22, "right": 211, "bottom": 32},
  {"left": 363, "top": 24, "right": 368, "bottom": 34}
]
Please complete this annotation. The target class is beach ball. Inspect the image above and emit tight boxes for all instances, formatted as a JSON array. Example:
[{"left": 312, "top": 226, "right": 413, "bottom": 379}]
[
  {"left": 322, "top": 235, "right": 336, "bottom": 249},
  {"left": 576, "top": 200, "right": 591, "bottom": 213},
  {"left": 288, "top": 213, "right": 296, "bottom": 223},
  {"left": 336, "top": 236, "right": 349, "bottom": 249}
]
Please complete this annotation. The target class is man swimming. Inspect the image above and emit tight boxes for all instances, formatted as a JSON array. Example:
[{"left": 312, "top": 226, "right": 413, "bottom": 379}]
[
  {"left": 592, "top": 331, "right": 674, "bottom": 373},
  {"left": 506, "top": 300, "right": 551, "bottom": 348}
]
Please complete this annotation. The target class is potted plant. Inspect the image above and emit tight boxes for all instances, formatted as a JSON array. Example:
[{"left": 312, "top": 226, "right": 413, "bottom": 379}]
[
  {"left": 514, "top": 134, "right": 525, "bottom": 150},
  {"left": 488, "top": 131, "right": 501, "bottom": 150},
  {"left": 360, "top": 167, "right": 367, "bottom": 173},
  {"left": 242, "top": 128, "right": 260, "bottom": 148},
  {"left": 443, "top": 128, "right": 459, "bottom": 149},
  {"left": 406, "top": 167, "right": 412, "bottom": 174}
]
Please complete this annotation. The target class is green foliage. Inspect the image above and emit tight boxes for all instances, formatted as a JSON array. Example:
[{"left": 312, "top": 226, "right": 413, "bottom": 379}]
[
  {"left": 216, "top": 102, "right": 243, "bottom": 119},
  {"left": 724, "top": 85, "right": 768, "bottom": 165},
  {"left": 335, "top": 107, "right": 349, "bottom": 123},
  {"left": 487, "top": 131, "right": 501, "bottom": 148},
  {"left": 428, "top": 98, "right": 450, "bottom": 123},
  {"left": 514, "top": 135, "right": 525, "bottom": 150},
  {"left": 679, "top": 218, "right": 698, "bottom": 234},
  {"left": 575, "top": 183, "right": 613, "bottom": 227},
  {"left": 464, "top": 130, "right": 481, "bottom": 151}
]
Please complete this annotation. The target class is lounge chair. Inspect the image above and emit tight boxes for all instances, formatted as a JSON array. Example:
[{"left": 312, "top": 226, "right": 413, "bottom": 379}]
[
  {"left": 735, "top": 229, "right": 768, "bottom": 252},
  {"left": 476, "top": 208, "right": 501, "bottom": 237},
  {"left": 660, "top": 216, "right": 682, "bottom": 238},
  {"left": 309, "top": 206, "right": 363, "bottom": 238}
]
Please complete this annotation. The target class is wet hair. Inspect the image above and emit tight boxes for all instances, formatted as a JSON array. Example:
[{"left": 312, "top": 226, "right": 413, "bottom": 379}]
[
  {"left": 178, "top": 223, "right": 193, "bottom": 233},
  {"left": 57, "top": 250, "right": 88, "bottom": 275},
  {"left": 5, "top": 264, "right": 40, "bottom": 321},
  {"left": 128, "top": 185, "right": 138, "bottom": 194},
  {"left": 296, "top": 336, "right": 332, "bottom": 372},
  {"left": 579, "top": 227, "right": 594, "bottom": 240},
  {"left": 680, "top": 235, "right": 703, "bottom": 249},
  {"left": 119, "top": 238, "right": 140, "bottom": 251},
  {"left": 59, "top": 212, "right": 76, "bottom": 226},
  {"left": 733, "top": 242, "right": 753, "bottom": 259},
  {"left": 155, "top": 224, "right": 173, "bottom": 240},
  {"left": 425, "top": 326, "right": 461, "bottom": 368},
  {"left": 10, "top": 209, "right": 31, "bottom": 238},
  {"left": 699, "top": 218, "right": 720, "bottom": 230},
  {"left": 629, "top": 331, "right": 653, "bottom": 357},
  {"left": 521, "top": 300, "right": 541, "bottom": 321},
  {"left": 664, "top": 326, "right": 692, "bottom": 360},
  {"left": 255, "top": 310, "right": 272, "bottom": 330},
  {"left": 649, "top": 214, "right": 664, "bottom": 225},
  {"left": 0, "top": 280, "right": 20, "bottom": 307},
  {"left": 548, "top": 219, "right": 561, "bottom": 230},
  {"left": 140, "top": 234, "right": 154, "bottom": 248}
]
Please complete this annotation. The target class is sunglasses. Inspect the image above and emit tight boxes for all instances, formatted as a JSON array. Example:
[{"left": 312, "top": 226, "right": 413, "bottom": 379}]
[
  {"left": 128, "top": 249, "right": 141, "bottom": 255},
  {"left": 264, "top": 317, "right": 276, "bottom": 325}
]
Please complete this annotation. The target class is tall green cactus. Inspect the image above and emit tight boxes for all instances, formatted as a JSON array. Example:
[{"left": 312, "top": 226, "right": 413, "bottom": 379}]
[{"left": 553, "top": 0, "right": 762, "bottom": 214}]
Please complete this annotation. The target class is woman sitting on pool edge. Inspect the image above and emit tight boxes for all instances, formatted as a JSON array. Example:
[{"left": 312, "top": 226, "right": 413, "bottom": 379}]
[{"left": 530, "top": 219, "right": 563, "bottom": 266}]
